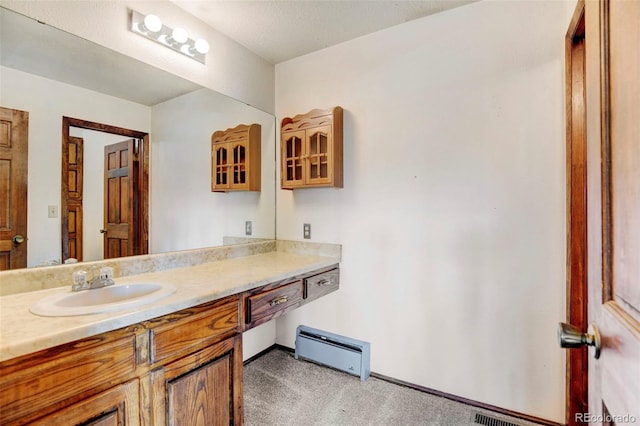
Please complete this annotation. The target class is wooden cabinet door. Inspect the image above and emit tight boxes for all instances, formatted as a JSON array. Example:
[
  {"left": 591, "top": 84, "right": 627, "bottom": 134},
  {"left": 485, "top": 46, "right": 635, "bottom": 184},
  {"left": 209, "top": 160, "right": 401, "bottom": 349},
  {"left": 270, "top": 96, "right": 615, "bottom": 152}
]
[
  {"left": 148, "top": 334, "right": 243, "bottom": 426},
  {"left": 304, "top": 125, "right": 333, "bottom": 186},
  {"left": 583, "top": 0, "right": 640, "bottom": 422},
  {"left": 281, "top": 130, "right": 305, "bottom": 188},
  {"left": 212, "top": 142, "right": 230, "bottom": 191},
  {"left": 229, "top": 141, "right": 248, "bottom": 189},
  {"left": 30, "top": 380, "right": 140, "bottom": 426},
  {"left": 0, "top": 107, "right": 28, "bottom": 270}
]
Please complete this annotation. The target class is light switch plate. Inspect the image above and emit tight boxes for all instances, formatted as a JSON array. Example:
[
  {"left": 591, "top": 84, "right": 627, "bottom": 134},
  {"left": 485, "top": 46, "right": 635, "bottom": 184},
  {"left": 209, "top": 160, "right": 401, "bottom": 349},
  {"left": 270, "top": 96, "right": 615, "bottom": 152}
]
[
  {"left": 303, "top": 223, "right": 311, "bottom": 239},
  {"left": 48, "top": 205, "right": 58, "bottom": 218}
]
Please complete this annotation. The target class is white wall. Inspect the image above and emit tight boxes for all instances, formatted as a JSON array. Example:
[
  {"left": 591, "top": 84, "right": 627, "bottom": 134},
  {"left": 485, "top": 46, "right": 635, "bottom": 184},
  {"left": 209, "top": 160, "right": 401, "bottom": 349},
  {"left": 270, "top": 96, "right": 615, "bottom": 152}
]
[
  {"left": 150, "top": 88, "right": 275, "bottom": 253},
  {"left": 0, "top": 0, "right": 274, "bottom": 113},
  {"left": 274, "top": 0, "right": 575, "bottom": 422},
  {"left": 0, "top": 66, "right": 150, "bottom": 267}
]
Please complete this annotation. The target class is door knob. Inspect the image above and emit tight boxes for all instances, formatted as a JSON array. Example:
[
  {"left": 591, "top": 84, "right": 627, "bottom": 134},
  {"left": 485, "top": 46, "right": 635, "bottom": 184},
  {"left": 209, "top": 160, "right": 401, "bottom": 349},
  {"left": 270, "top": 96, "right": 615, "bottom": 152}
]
[
  {"left": 12, "top": 235, "right": 25, "bottom": 244},
  {"left": 100, "top": 229, "right": 107, "bottom": 234},
  {"left": 558, "top": 322, "right": 601, "bottom": 359}
]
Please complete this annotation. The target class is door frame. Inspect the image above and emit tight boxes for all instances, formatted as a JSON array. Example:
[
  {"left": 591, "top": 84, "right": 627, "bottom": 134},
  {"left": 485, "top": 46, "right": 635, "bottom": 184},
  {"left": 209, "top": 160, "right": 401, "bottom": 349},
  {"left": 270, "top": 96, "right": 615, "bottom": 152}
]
[
  {"left": 565, "top": 0, "right": 588, "bottom": 424},
  {"left": 61, "top": 117, "right": 149, "bottom": 262}
]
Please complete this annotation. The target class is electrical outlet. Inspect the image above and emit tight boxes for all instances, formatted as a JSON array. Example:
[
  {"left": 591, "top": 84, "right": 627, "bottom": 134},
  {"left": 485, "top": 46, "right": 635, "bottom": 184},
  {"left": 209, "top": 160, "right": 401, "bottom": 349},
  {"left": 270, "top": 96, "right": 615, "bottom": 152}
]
[
  {"left": 303, "top": 223, "right": 311, "bottom": 239},
  {"left": 245, "top": 221, "right": 252, "bottom": 236},
  {"left": 48, "top": 205, "right": 58, "bottom": 218}
]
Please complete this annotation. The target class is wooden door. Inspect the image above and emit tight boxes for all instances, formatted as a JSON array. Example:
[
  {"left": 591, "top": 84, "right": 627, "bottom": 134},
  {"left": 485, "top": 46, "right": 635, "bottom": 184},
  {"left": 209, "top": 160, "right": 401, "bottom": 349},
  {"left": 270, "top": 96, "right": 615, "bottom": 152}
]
[
  {"left": 67, "top": 136, "right": 84, "bottom": 260},
  {"left": 583, "top": 0, "right": 640, "bottom": 422},
  {"left": 104, "top": 139, "right": 136, "bottom": 259},
  {"left": 0, "top": 107, "right": 28, "bottom": 270}
]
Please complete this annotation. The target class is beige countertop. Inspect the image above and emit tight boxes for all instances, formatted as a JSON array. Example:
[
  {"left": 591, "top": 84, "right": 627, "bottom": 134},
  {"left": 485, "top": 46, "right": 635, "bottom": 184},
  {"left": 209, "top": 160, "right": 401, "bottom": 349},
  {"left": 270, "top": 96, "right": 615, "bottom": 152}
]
[{"left": 0, "top": 251, "right": 339, "bottom": 362}]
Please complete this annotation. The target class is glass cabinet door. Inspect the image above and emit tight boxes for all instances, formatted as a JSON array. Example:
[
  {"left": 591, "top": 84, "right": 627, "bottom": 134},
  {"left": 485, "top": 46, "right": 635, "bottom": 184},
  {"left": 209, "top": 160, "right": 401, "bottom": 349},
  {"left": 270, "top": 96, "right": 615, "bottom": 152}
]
[
  {"left": 282, "top": 130, "right": 305, "bottom": 187},
  {"left": 213, "top": 145, "right": 229, "bottom": 188},
  {"left": 231, "top": 143, "right": 247, "bottom": 186},
  {"left": 306, "top": 125, "right": 332, "bottom": 185}
]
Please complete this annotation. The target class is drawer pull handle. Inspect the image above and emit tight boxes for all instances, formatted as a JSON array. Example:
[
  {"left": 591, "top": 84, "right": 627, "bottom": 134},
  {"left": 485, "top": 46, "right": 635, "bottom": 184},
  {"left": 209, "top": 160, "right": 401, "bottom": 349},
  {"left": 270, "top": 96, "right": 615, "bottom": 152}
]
[
  {"left": 270, "top": 296, "right": 289, "bottom": 306},
  {"left": 316, "top": 279, "right": 331, "bottom": 286}
]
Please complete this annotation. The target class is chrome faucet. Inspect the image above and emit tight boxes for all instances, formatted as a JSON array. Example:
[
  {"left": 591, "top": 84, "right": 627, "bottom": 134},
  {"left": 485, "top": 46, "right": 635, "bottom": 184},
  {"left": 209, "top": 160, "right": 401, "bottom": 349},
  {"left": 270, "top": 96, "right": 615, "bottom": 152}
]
[{"left": 72, "top": 266, "right": 115, "bottom": 291}]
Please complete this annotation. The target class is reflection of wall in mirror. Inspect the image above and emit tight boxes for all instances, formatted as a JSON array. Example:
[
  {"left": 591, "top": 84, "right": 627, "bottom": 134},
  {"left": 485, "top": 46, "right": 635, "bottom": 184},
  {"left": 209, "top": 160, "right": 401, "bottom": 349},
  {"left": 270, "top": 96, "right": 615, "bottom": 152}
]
[
  {"left": 0, "top": 66, "right": 150, "bottom": 267},
  {"left": 150, "top": 88, "right": 276, "bottom": 254},
  {"left": 0, "top": 67, "right": 276, "bottom": 268}
]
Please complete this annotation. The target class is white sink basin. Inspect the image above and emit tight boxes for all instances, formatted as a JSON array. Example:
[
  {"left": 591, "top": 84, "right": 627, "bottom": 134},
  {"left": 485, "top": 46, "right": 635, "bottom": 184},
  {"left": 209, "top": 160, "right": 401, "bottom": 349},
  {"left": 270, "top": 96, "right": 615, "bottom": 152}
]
[{"left": 30, "top": 282, "right": 177, "bottom": 317}]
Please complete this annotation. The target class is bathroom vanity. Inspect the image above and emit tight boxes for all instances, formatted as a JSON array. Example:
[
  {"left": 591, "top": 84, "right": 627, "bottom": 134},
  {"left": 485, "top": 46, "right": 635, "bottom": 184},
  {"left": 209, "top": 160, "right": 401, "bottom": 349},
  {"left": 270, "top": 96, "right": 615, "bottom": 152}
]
[{"left": 0, "top": 243, "right": 340, "bottom": 425}]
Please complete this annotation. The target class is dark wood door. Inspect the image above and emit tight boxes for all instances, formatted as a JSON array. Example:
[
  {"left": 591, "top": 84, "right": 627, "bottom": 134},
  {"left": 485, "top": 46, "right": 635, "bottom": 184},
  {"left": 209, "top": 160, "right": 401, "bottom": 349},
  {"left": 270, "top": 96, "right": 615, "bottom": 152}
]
[
  {"left": 0, "top": 107, "right": 28, "bottom": 270},
  {"left": 103, "top": 139, "right": 136, "bottom": 259},
  {"left": 584, "top": 0, "right": 640, "bottom": 421},
  {"left": 67, "top": 136, "right": 84, "bottom": 260}
]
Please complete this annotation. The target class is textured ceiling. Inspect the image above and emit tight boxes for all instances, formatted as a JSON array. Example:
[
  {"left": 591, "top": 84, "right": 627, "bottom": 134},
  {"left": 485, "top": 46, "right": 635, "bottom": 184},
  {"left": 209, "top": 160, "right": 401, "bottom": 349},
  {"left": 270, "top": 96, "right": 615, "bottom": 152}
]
[
  {"left": 0, "top": 1, "right": 478, "bottom": 106},
  {"left": 171, "top": 0, "right": 479, "bottom": 64}
]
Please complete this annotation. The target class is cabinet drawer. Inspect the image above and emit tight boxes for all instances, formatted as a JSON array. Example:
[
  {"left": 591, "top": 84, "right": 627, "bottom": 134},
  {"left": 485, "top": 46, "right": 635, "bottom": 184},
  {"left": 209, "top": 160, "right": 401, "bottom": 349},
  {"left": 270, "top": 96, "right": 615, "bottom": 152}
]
[
  {"left": 246, "top": 281, "right": 304, "bottom": 328},
  {"left": 304, "top": 268, "right": 340, "bottom": 301},
  {"left": 148, "top": 296, "right": 240, "bottom": 363},
  {"left": 0, "top": 329, "right": 138, "bottom": 425}
]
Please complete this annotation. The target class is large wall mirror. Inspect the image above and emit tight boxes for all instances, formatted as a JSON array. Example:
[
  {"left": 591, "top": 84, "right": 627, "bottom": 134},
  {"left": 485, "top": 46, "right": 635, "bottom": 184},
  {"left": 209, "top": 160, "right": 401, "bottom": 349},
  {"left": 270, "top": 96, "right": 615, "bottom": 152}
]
[{"left": 0, "top": 7, "right": 276, "bottom": 270}]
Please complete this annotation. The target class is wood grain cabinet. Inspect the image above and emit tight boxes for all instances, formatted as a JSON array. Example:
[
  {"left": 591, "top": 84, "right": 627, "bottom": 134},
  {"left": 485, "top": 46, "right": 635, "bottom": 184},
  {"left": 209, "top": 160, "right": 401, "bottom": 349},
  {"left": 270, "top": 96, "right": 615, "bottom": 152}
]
[
  {"left": 144, "top": 296, "right": 243, "bottom": 426},
  {"left": 245, "top": 280, "right": 305, "bottom": 329},
  {"left": 281, "top": 107, "right": 343, "bottom": 189},
  {"left": 29, "top": 380, "right": 140, "bottom": 426},
  {"left": 244, "top": 265, "right": 340, "bottom": 331},
  {"left": 147, "top": 335, "right": 243, "bottom": 426},
  {"left": 0, "top": 325, "right": 143, "bottom": 425},
  {"left": 304, "top": 268, "right": 340, "bottom": 301},
  {"left": 211, "top": 123, "right": 261, "bottom": 192},
  {"left": 0, "top": 266, "right": 339, "bottom": 425}
]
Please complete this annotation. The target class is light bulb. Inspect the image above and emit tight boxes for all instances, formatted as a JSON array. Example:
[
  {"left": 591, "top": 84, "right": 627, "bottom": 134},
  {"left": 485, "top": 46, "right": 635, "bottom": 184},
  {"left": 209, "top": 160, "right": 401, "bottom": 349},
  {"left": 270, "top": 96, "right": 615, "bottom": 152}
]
[
  {"left": 143, "top": 14, "right": 162, "bottom": 33},
  {"left": 194, "top": 39, "right": 210, "bottom": 54},
  {"left": 171, "top": 27, "right": 188, "bottom": 44}
]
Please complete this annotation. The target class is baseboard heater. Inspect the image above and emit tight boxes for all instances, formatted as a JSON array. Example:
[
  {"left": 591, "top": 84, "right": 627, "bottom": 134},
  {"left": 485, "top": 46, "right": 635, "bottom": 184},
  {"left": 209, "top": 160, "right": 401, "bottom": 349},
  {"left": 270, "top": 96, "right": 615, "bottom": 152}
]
[{"left": 295, "top": 325, "right": 370, "bottom": 381}]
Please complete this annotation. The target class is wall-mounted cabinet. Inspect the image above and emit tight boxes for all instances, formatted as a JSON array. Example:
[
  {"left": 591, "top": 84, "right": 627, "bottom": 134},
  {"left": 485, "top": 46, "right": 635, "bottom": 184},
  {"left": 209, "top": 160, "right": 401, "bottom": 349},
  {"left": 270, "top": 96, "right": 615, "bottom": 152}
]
[
  {"left": 211, "top": 123, "right": 261, "bottom": 192},
  {"left": 281, "top": 107, "right": 343, "bottom": 189}
]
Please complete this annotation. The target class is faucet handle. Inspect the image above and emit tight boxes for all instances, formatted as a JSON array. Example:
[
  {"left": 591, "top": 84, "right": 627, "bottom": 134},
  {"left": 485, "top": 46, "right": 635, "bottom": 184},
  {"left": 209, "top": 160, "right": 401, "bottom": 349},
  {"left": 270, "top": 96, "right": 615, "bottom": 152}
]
[
  {"left": 99, "top": 267, "right": 115, "bottom": 286},
  {"left": 72, "top": 270, "right": 88, "bottom": 291}
]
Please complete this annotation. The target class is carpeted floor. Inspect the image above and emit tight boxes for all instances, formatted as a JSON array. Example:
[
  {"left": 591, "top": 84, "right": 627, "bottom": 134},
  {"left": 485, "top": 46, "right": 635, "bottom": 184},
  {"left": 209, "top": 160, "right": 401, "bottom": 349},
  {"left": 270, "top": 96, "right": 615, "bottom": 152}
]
[{"left": 243, "top": 348, "right": 542, "bottom": 426}]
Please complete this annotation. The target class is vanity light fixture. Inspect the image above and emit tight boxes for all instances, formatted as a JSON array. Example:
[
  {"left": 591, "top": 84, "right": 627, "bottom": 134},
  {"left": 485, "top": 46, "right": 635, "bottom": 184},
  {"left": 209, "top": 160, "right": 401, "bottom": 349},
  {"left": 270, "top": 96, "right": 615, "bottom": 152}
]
[{"left": 130, "top": 9, "right": 209, "bottom": 64}]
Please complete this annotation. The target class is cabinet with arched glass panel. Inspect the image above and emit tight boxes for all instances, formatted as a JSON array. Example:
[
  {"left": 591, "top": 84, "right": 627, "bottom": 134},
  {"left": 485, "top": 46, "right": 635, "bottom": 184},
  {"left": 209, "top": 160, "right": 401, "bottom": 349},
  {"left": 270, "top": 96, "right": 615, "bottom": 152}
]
[
  {"left": 280, "top": 106, "right": 343, "bottom": 189},
  {"left": 211, "top": 123, "right": 261, "bottom": 192}
]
